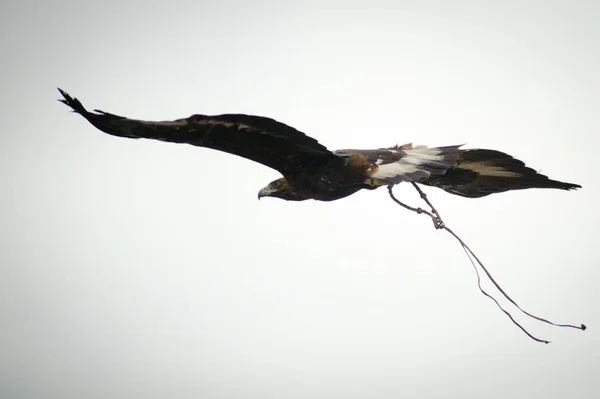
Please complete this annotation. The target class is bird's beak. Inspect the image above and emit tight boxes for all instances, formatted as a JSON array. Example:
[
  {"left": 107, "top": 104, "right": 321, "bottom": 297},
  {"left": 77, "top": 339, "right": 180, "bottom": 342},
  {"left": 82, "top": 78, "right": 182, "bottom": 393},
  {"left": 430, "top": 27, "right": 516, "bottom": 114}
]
[{"left": 258, "top": 187, "right": 269, "bottom": 200}]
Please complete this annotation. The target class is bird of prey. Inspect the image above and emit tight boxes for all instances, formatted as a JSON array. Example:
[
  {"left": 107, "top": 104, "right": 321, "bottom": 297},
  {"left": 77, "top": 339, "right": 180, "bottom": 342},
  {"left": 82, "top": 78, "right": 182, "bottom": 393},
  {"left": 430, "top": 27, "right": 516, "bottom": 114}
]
[{"left": 58, "top": 88, "right": 581, "bottom": 201}]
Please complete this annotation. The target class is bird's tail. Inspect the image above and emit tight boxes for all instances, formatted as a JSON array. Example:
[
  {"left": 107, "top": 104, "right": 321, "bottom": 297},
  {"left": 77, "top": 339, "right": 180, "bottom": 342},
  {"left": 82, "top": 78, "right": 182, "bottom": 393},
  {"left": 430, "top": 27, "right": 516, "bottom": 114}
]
[{"left": 423, "top": 149, "right": 581, "bottom": 198}]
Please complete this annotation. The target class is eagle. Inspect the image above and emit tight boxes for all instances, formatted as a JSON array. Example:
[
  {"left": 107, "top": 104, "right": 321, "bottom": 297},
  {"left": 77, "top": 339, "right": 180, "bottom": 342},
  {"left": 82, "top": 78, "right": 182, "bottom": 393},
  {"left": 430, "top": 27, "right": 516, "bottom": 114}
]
[{"left": 58, "top": 88, "right": 581, "bottom": 201}]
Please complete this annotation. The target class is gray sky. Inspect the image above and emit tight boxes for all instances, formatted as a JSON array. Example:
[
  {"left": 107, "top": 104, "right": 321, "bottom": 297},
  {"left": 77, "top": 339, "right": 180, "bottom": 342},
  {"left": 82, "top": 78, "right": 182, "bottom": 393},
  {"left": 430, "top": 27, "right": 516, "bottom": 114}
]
[{"left": 1, "top": 1, "right": 599, "bottom": 398}]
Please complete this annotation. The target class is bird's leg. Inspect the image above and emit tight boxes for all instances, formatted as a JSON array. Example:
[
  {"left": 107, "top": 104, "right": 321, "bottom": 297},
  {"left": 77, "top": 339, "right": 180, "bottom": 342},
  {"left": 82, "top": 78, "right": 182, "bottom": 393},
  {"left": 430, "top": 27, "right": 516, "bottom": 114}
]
[
  {"left": 411, "top": 183, "right": 444, "bottom": 229},
  {"left": 387, "top": 186, "right": 442, "bottom": 230}
]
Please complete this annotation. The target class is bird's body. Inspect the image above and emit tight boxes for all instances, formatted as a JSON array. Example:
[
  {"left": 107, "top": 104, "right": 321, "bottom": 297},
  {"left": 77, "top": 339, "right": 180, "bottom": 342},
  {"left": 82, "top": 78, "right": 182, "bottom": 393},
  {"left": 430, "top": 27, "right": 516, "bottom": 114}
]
[{"left": 58, "top": 88, "right": 581, "bottom": 201}]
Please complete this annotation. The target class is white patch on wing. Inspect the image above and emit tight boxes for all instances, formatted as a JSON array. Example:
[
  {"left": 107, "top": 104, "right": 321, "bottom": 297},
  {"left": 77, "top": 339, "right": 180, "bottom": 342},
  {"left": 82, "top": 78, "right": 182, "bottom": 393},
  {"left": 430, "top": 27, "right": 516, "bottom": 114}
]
[
  {"left": 403, "top": 148, "right": 444, "bottom": 165},
  {"left": 459, "top": 162, "right": 521, "bottom": 177},
  {"left": 196, "top": 119, "right": 252, "bottom": 130},
  {"left": 371, "top": 162, "right": 420, "bottom": 180},
  {"left": 370, "top": 146, "right": 457, "bottom": 183}
]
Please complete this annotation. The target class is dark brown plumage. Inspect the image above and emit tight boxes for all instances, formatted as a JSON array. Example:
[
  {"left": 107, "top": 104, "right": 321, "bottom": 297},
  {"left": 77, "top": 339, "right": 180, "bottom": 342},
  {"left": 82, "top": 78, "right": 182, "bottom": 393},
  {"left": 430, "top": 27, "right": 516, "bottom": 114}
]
[
  {"left": 421, "top": 149, "right": 580, "bottom": 198},
  {"left": 58, "top": 88, "right": 581, "bottom": 201}
]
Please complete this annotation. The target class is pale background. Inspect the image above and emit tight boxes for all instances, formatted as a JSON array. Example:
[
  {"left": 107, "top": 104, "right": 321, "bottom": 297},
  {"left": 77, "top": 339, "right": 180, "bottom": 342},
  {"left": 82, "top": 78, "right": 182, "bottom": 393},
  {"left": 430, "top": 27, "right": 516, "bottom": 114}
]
[{"left": 1, "top": 1, "right": 598, "bottom": 398}]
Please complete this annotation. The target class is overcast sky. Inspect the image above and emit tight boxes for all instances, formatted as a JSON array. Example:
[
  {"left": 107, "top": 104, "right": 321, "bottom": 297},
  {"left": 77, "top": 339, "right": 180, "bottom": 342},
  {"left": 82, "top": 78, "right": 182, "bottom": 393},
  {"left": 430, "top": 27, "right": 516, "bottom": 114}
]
[{"left": 1, "top": 1, "right": 599, "bottom": 398}]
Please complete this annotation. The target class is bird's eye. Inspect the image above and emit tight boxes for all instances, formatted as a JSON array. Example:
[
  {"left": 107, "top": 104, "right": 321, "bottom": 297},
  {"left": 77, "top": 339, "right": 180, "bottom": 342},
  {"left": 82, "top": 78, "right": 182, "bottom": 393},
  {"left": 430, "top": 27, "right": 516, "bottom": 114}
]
[{"left": 271, "top": 181, "right": 280, "bottom": 188}]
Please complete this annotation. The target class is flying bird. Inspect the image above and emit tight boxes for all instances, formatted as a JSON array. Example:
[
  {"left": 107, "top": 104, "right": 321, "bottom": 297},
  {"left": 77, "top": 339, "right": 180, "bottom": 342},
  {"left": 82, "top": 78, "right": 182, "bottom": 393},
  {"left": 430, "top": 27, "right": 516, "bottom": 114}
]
[{"left": 58, "top": 88, "right": 581, "bottom": 201}]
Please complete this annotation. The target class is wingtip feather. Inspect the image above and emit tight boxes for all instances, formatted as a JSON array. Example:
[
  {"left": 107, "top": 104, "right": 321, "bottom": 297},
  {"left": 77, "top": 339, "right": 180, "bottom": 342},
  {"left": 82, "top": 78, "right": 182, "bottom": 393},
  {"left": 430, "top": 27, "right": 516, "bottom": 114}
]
[{"left": 57, "top": 87, "right": 87, "bottom": 114}]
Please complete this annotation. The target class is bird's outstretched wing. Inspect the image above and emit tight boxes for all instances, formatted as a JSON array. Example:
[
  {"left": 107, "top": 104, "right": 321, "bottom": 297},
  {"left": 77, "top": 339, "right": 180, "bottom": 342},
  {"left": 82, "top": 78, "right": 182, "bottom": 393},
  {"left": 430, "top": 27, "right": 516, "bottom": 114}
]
[{"left": 58, "top": 88, "right": 337, "bottom": 176}]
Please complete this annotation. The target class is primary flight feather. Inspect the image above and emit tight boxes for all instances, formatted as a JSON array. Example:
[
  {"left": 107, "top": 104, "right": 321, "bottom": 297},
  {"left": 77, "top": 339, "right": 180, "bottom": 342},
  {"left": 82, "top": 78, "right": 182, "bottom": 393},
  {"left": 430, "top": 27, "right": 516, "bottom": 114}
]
[{"left": 58, "top": 88, "right": 581, "bottom": 201}]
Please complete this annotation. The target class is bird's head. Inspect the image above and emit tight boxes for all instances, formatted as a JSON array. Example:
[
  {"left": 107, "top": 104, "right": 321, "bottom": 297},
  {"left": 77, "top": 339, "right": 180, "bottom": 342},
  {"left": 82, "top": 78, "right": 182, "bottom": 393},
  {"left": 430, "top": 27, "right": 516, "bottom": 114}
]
[{"left": 258, "top": 178, "right": 303, "bottom": 201}]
